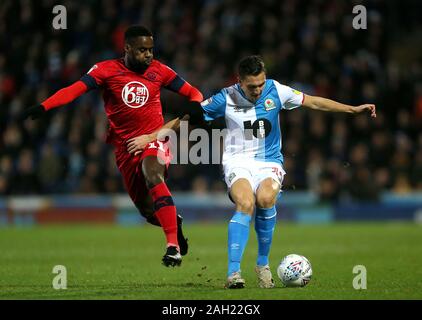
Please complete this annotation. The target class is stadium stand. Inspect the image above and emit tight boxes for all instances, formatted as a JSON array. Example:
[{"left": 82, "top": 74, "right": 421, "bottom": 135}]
[{"left": 0, "top": 0, "right": 421, "bottom": 204}]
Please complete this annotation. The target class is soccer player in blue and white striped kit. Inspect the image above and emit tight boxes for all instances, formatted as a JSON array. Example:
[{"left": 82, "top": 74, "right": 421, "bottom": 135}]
[{"left": 199, "top": 56, "right": 376, "bottom": 289}]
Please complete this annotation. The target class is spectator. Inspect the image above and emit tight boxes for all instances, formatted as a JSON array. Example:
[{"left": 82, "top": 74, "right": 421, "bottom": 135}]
[
  {"left": 0, "top": 0, "right": 419, "bottom": 200},
  {"left": 10, "top": 149, "right": 40, "bottom": 194},
  {"left": 347, "top": 166, "right": 380, "bottom": 202},
  {"left": 37, "top": 143, "right": 63, "bottom": 193}
]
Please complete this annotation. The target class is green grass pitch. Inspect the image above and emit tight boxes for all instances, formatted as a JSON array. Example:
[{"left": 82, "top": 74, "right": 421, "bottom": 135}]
[{"left": 0, "top": 222, "right": 421, "bottom": 299}]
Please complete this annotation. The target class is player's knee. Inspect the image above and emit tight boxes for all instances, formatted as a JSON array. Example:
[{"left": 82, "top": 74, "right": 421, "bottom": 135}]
[
  {"left": 143, "top": 163, "right": 165, "bottom": 188},
  {"left": 256, "top": 193, "right": 277, "bottom": 209},
  {"left": 142, "top": 157, "right": 165, "bottom": 188},
  {"left": 236, "top": 198, "right": 255, "bottom": 215}
]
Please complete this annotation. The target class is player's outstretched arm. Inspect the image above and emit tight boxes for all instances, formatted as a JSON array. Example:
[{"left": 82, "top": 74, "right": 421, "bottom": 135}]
[
  {"left": 126, "top": 115, "right": 189, "bottom": 155},
  {"left": 19, "top": 81, "right": 88, "bottom": 120},
  {"left": 302, "top": 95, "right": 376, "bottom": 118},
  {"left": 177, "top": 81, "right": 203, "bottom": 102}
]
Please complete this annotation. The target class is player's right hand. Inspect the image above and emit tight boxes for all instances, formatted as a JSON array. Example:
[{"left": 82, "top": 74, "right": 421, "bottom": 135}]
[
  {"left": 19, "top": 104, "right": 46, "bottom": 120},
  {"left": 127, "top": 134, "right": 153, "bottom": 155}
]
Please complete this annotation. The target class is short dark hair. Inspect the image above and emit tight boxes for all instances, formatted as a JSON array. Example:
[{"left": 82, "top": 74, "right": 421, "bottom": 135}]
[
  {"left": 124, "top": 25, "right": 153, "bottom": 43},
  {"left": 238, "top": 55, "right": 266, "bottom": 79}
]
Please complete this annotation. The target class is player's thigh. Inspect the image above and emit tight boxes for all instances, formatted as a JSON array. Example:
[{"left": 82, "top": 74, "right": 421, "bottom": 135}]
[
  {"left": 115, "top": 151, "right": 149, "bottom": 206},
  {"left": 118, "top": 158, "right": 157, "bottom": 223},
  {"left": 255, "top": 178, "right": 281, "bottom": 208},
  {"left": 141, "top": 155, "right": 166, "bottom": 188},
  {"left": 230, "top": 178, "right": 256, "bottom": 215},
  {"left": 121, "top": 167, "right": 152, "bottom": 214},
  {"left": 140, "top": 140, "right": 171, "bottom": 188}
]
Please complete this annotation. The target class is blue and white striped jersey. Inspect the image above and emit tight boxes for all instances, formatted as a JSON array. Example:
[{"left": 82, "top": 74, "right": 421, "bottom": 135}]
[{"left": 200, "top": 79, "right": 304, "bottom": 165}]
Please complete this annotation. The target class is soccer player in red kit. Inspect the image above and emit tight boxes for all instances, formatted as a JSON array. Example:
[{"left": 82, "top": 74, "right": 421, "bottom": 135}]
[{"left": 20, "top": 25, "right": 203, "bottom": 267}]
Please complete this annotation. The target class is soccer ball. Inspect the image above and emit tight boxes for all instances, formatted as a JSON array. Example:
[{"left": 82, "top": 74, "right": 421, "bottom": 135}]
[{"left": 277, "top": 254, "right": 312, "bottom": 287}]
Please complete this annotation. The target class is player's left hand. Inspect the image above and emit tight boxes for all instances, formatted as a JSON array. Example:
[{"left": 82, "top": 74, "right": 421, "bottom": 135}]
[
  {"left": 19, "top": 104, "right": 46, "bottom": 121},
  {"left": 354, "top": 104, "right": 376, "bottom": 118},
  {"left": 127, "top": 134, "right": 153, "bottom": 156}
]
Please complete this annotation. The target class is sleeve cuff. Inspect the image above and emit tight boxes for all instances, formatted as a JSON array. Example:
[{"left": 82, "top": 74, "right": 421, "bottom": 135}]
[{"left": 80, "top": 74, "right": 99, "bottom": 90}]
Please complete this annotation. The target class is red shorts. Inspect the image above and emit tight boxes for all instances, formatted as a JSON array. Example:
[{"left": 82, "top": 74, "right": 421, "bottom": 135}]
[{"left": 115, "top": 140, "right": 172, "bottom": 204}]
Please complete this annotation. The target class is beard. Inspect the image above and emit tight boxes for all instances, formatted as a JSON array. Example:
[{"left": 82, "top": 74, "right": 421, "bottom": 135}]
[{"left": 126, "top": 57, "right": 150, "bottom": 73}]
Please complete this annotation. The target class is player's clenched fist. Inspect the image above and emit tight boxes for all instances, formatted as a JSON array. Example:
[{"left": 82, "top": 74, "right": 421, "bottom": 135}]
[{"left": 353, "top": 104, "right": 377, "bottom": 118}]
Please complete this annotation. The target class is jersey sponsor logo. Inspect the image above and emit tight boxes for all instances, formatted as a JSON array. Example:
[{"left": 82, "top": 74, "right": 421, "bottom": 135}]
[
  {"left": 243, "top": 118, "right": 272, "bottom": 139},
  {"left": 264, "top": 98, "right": 275, "bottom": 111},
  {"left": 292, "top": 89, "right": 302, "bottom": 95},
  {"left": 87, "top": 64, "right": 98, "bottom": 74},
  {"left": 121, "top": 81, "right": 149, "bottom": 108}
]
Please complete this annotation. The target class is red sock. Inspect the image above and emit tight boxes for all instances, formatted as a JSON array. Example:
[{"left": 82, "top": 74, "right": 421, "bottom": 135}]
[{"left": 149, "top": 182, "right": 179, "bottom": 250}]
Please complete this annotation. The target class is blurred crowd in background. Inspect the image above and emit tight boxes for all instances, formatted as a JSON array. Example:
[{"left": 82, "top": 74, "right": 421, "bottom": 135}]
[{"left": 0, "top": 0, "right": 421, "bottom": 202}]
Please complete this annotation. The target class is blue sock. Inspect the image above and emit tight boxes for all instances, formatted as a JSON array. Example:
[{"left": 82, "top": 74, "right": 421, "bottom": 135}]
[
  {"left": 227, "top": 211, "right": 251, "bottom": 276},
  {"left": 255, "top": 206, "right": 277, "bottom": 266}
]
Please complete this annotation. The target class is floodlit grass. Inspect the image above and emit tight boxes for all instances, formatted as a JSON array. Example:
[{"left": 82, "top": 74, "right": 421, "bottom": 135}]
[{"left": 0, "top": 222, "right": 421, "bottom": 299}]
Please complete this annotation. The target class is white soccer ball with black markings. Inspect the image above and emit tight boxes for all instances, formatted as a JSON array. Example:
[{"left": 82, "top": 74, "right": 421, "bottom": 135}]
[{"left": 277, "top": 254, "right": 312, "bottom": 287}]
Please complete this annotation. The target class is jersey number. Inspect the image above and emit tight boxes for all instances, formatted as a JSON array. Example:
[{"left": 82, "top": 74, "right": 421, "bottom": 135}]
[{"left": 243, "top": 119, "right": 272, "bottom": 140}]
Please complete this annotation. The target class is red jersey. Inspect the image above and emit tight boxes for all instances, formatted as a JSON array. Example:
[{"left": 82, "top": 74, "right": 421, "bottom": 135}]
[{"left": 82, "top": 58, "right": 177, "bottom": 146}]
